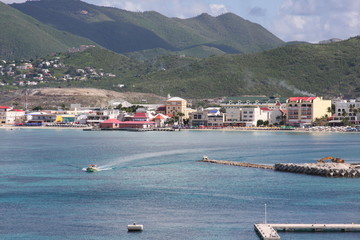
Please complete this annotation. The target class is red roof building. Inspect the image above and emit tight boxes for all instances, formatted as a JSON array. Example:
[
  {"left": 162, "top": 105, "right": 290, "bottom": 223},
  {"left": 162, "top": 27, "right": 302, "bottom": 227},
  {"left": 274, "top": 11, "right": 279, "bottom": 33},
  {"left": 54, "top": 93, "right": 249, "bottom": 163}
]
[
  {"left": 100, "top": 119, "right": 121, "bottom": 129},
  {"left": 118, "top": 121, "right": 155, "bottom": 129},
  {"left": 133, "top": 112, "right": 150, "bottom": 121}
]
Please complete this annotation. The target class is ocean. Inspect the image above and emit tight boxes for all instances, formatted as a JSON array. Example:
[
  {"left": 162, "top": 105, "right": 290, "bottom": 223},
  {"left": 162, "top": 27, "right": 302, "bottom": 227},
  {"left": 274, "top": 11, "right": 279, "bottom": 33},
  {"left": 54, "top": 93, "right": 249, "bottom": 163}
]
[{"left": 0, "top": 128, "right": 359, "bottom": 240}]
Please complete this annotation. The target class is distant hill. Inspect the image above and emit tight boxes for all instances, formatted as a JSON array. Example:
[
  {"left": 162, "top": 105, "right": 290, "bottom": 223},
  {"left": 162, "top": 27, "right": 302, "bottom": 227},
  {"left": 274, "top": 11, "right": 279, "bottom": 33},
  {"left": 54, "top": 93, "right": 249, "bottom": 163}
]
[
  {"left": 21, "top": 37, "right": 360, "bottom": 99},
  {"left": 11, "top": 0, "right": 284, "bottom": 57},
  {"left": 0, "top": 1, "right": 94, "bottom": 60}
]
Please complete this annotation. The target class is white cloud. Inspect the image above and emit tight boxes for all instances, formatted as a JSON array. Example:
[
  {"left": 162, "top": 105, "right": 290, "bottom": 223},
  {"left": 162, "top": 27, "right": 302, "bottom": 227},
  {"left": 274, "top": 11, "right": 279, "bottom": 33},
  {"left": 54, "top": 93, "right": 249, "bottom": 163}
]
[
  {"left": 209, "top": 4, "right": 228, "bottom": 16},
  {"left": 273, "top": 0, "right": 360, "bottom": 42}
]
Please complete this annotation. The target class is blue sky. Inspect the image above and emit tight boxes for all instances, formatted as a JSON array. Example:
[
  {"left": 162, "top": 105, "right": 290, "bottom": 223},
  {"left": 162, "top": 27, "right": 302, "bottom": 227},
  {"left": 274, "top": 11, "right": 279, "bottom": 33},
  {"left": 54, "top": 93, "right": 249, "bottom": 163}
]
[{"left": 4, "top": 0, "right": 360, "bottom": 43}]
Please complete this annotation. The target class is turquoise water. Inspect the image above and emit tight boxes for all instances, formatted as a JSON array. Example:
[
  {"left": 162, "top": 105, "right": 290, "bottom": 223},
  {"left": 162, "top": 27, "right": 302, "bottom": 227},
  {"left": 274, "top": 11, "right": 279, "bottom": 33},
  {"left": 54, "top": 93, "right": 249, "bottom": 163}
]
[{"left": 0, "top": 129, "right": 360, "bottom": 240}]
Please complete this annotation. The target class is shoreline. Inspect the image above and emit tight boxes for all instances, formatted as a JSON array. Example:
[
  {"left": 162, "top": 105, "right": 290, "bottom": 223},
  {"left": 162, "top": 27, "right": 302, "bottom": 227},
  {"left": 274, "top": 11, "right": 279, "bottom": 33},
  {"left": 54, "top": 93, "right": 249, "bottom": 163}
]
[{"left": 0, "top": 125, "right": 89, "bottom": 130}]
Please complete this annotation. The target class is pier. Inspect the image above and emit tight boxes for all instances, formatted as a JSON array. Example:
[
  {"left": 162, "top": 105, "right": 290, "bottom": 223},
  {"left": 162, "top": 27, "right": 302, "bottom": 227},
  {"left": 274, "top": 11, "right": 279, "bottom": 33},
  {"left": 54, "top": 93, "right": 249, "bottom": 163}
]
[
  {"left": 201, "top": 158, "right": 274, "bottom": 170},
  {"left": 255, "top": 223, "right": 360, "bottom": 240}
]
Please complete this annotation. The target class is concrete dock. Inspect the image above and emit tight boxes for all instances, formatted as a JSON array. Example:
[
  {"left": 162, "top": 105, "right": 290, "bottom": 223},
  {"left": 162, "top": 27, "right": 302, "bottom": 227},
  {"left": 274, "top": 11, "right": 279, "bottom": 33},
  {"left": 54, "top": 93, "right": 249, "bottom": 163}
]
[
  {"left": 255, "top": 223, "right": 360, "bottom": 240},
  {"left": 254, "top": 224, "right": 280, "bottom": 240},
  {"left": 201, "top": 158, "right": 274, "bottom": 169}
]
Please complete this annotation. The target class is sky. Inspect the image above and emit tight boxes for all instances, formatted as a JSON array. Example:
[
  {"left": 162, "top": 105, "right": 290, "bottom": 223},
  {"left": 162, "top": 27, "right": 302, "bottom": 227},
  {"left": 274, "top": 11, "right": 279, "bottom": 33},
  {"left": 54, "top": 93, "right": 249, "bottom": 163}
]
[{"left": 4, "top": 0, "right": 360, "bottom": 43}]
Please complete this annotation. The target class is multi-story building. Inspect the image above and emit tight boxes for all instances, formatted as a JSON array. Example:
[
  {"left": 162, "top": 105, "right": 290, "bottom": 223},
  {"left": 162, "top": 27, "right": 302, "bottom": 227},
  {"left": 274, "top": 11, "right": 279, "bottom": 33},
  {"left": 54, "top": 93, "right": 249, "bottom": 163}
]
[
  {"left": 166, "top": 97, "right": 188, "bottom": 118},
  {"left": 224, "top": 106, "right": 271, "bottom": 127},
  {"left": 286, "top": 97, "right": 331, "bottom": 127},
  {"left": 221, "top": 96, "right": 287, "bottom": 110},
  {"left": 220, "top": 96, "right": 287, "bottom": 127},
  {"left": 189, "top": 108, "right": 225, "bottom": 127},
  {"left": 86, "top": 109, "right": 120, "bottom": 126},
  {"left": 0, "top": 106, "right": 11, "bottom": 124},
  {"left": 331, "top": 99, "right": 360, "bottom": 125},
  {"left": 0, "top": 106, "right": 25, "bottom": 125}
]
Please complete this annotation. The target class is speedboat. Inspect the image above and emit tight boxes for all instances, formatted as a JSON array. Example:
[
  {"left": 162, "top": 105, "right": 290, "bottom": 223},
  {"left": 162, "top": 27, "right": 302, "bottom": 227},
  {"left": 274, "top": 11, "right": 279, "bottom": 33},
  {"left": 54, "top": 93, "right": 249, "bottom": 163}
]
[{"left": 86, "top": 164, "right": 99, "bottom": 172}]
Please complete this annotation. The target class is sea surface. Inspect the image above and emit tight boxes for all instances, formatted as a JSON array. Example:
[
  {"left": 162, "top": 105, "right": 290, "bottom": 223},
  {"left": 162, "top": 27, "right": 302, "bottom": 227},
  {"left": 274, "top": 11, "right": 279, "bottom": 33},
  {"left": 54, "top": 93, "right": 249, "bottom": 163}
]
[{"left": 0, "top": 128, "right": 360, "bottom": 240}]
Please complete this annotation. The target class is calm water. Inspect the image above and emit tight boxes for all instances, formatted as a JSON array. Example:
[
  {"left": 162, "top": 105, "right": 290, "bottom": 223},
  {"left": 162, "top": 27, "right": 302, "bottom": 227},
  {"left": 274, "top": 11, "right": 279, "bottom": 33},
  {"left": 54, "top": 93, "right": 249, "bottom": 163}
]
[{"left": 0, "top": 129, "right": 360, "bottom": 240}]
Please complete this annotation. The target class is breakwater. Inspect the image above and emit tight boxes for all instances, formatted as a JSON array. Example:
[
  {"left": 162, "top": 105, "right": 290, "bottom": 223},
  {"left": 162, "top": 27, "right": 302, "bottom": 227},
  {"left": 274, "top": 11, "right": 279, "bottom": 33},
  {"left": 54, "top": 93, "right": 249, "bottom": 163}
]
[
  {"left": 275, "top": 163, "right": 360, "bottom": 177},
  {"left": 201, "top": 158, "right": 274, "bottom": 170},
  {"left": 201, "top": 157, "right": 360, "bottom": 178}
]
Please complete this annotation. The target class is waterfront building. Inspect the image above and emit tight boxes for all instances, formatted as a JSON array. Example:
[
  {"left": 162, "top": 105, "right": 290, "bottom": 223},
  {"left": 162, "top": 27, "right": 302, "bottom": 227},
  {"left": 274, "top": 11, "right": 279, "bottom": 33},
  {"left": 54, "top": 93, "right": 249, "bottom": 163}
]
[
  {"left": 55, "top": 115, "right": 76, "bottom": 123},
  {"left": 86, "top": 109, "right": 120, "bottom": 126},
  {"left": 26, "top": 112, "right": 57, "bottom": 124},
  {"left": 100, "top": 119, "right": 121, "bottom": 129},
  {"left": 189, "top": 107, "right": 225, "bottom": 127},
  {"left": 0, "top": 106, "right": 11, "bottom": 124},
  {"left": 219, "top": 96, "right": 287, "bottom": 126},
  {"left": 223, "top": 106, "right": 270, "bottom": 127},
  {"left": 152, "top": 113, "right": 169, "bottom": 127},
  {"left": 118, "top": 121, "right": 155, "bottom": 129},
  {"left": 221, "top": 96, "right": 287, "bottom": 109},
  {"left": 0, "top": 106, "right": 25, "bottom": 125},
  {"left": 331, "top": 98, "right": 360, "bottom": 125},
  {"left": 286, "top": 97, "right": 331, "bottom": 127},
  {"left": 165, "top": 97, "right": 188, "bottom": 118}
]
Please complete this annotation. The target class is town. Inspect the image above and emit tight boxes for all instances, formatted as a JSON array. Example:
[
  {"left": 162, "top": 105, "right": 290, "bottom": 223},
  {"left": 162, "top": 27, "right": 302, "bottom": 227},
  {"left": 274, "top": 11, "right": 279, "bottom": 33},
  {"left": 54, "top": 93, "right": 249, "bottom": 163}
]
[
  {"left": 0, "top": 46, "right": 118, "bottom": 87},
  {"left": 1, "top": 95, "right": 360, "bottom": 132}
]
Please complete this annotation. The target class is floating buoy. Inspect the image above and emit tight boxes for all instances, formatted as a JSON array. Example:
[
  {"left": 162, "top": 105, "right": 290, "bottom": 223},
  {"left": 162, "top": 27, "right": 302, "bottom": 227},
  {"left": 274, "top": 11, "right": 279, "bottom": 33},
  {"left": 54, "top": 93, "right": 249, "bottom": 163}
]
[{"left": 127, "top": 222, "right": 143, "bottom": 231}]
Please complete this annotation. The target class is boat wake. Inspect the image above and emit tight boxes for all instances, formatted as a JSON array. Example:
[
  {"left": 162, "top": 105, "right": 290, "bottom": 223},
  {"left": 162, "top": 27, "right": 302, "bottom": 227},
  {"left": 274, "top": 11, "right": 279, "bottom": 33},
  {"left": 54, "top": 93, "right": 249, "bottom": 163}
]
[{"left": 101, "top": 148, "right": 218, "bottom": 169}]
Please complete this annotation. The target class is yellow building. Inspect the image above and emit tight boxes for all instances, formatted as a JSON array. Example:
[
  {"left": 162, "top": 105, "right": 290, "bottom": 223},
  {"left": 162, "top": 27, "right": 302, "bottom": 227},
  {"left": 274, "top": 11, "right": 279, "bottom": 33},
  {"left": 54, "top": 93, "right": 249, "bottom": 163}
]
[
  {"left": 165, "top": 97, "right": 188, "bottom": 118},
  {"left": 286, "top": 97, "right": 331, "bottom": 127}
]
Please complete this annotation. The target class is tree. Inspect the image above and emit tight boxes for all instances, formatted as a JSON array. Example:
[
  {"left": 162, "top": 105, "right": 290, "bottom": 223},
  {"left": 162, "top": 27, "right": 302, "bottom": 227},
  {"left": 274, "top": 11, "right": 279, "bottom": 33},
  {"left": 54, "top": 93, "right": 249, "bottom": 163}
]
[
  {"left": 257, "top": 120, "right": 264, "bottom": 127},
  {"left": 115, "top": 104, "right": 122, "bottom": 110},
  {"left": 32, "top": 106, "right": 42, "bottom": 111}
]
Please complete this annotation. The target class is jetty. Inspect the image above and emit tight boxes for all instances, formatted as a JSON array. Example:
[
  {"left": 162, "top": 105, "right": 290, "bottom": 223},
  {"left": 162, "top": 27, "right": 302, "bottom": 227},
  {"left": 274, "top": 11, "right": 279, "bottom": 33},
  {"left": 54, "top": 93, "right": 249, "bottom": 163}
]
[
  {"left": 255, "top": 223, "right": 360, "bottom": 240},
  {"left": 201, "top": 156, "right": 360, "bottom": 178},
  {"left": 275, "top": 163, "right": 360, "bottom": 177},
  {"left": 201, "top": 156, "right": 274, "bottom": 170}
]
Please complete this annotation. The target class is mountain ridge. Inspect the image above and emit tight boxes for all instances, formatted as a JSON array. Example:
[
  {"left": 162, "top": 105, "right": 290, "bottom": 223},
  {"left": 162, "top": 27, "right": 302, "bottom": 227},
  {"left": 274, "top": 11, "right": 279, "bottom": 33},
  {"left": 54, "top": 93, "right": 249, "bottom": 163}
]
[{"left": 11, "top": 0, "right": 285, "bottom": 57}]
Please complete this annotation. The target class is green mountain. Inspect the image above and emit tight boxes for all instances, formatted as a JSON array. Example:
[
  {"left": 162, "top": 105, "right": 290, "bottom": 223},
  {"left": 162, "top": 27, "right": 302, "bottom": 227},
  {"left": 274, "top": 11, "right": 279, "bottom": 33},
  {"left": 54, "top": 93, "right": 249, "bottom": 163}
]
[
  {"left": 0, "top": 1, "right": 94, "bottom": 60},
  {"left": 11, "top": 0, "right": 284, "bottom": 57},
  {"left": 28, "top": 37, "right": 360, "bottom": 99}
]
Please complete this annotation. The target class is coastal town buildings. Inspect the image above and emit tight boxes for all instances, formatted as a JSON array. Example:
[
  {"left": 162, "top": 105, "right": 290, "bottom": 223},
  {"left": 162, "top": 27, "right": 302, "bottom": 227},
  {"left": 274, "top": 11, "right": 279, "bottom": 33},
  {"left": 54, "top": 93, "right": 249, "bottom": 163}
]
[
  {"left": 286, "top": 97, "right": 331, "bottom": 127},
  {"left": 0, "top": 106, "right": 25, "bottom": 125},
  {"left": 2, "top": 94, "right": 359, "bottom": 129},
  {"left": 219, "top": 96, "right": 287, "bottom": 127},
  {"left": 331, "top": 99, "right": 360, "bottom": 125},
  {"left": 86, "top": 109, "right": 120, "bottom": 125},
  {"left": 152, "top": 113, "right": 169, "bottom": 127},
  {"left": 165, "top": 97, "right": 188, "bottom": 118},
  {"left": 189, "top": 107, "right": 225, "bottom": 127}
]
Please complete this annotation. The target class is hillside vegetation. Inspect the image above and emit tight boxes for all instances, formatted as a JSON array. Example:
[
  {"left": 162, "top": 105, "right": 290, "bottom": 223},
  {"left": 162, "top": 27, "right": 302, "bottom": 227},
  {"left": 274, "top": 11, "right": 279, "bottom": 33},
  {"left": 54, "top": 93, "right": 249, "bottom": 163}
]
[
  {"left": 8, "top": 37, "right": 356, "bottom": 99},
  {"left": 11, "top": 0, "right": 284, "bottom": 58},
  {"left": 0, "top": 1, "right": 94, "bottom": 60}
]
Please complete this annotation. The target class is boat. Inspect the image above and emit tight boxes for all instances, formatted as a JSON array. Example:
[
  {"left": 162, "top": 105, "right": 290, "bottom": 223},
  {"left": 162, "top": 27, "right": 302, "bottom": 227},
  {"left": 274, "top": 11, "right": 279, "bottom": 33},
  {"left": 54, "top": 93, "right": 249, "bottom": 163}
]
[
  {"left": 127, "top": 222, "right": 143, "bottom": 231},
  {"left": 86, "top": 164, "right": 99, "bottom": 172}
]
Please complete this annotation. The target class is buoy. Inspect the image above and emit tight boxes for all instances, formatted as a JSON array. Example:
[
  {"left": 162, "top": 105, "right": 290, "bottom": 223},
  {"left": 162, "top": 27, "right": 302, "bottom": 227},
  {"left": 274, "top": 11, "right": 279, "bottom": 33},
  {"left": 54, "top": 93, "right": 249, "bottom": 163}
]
[{"left": 127, "top": 222, "right": 143, "bottom": 231}]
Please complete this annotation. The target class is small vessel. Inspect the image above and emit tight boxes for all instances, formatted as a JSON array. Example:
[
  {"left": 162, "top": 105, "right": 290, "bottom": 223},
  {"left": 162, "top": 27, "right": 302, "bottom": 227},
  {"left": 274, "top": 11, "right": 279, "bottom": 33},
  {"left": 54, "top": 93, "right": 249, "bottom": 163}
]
[
  {"left": 127, "top": 222, "right": 143, "bottom": 231},
  {"left": 86, "top": 164, "right": 99, "bottom": 172}
]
